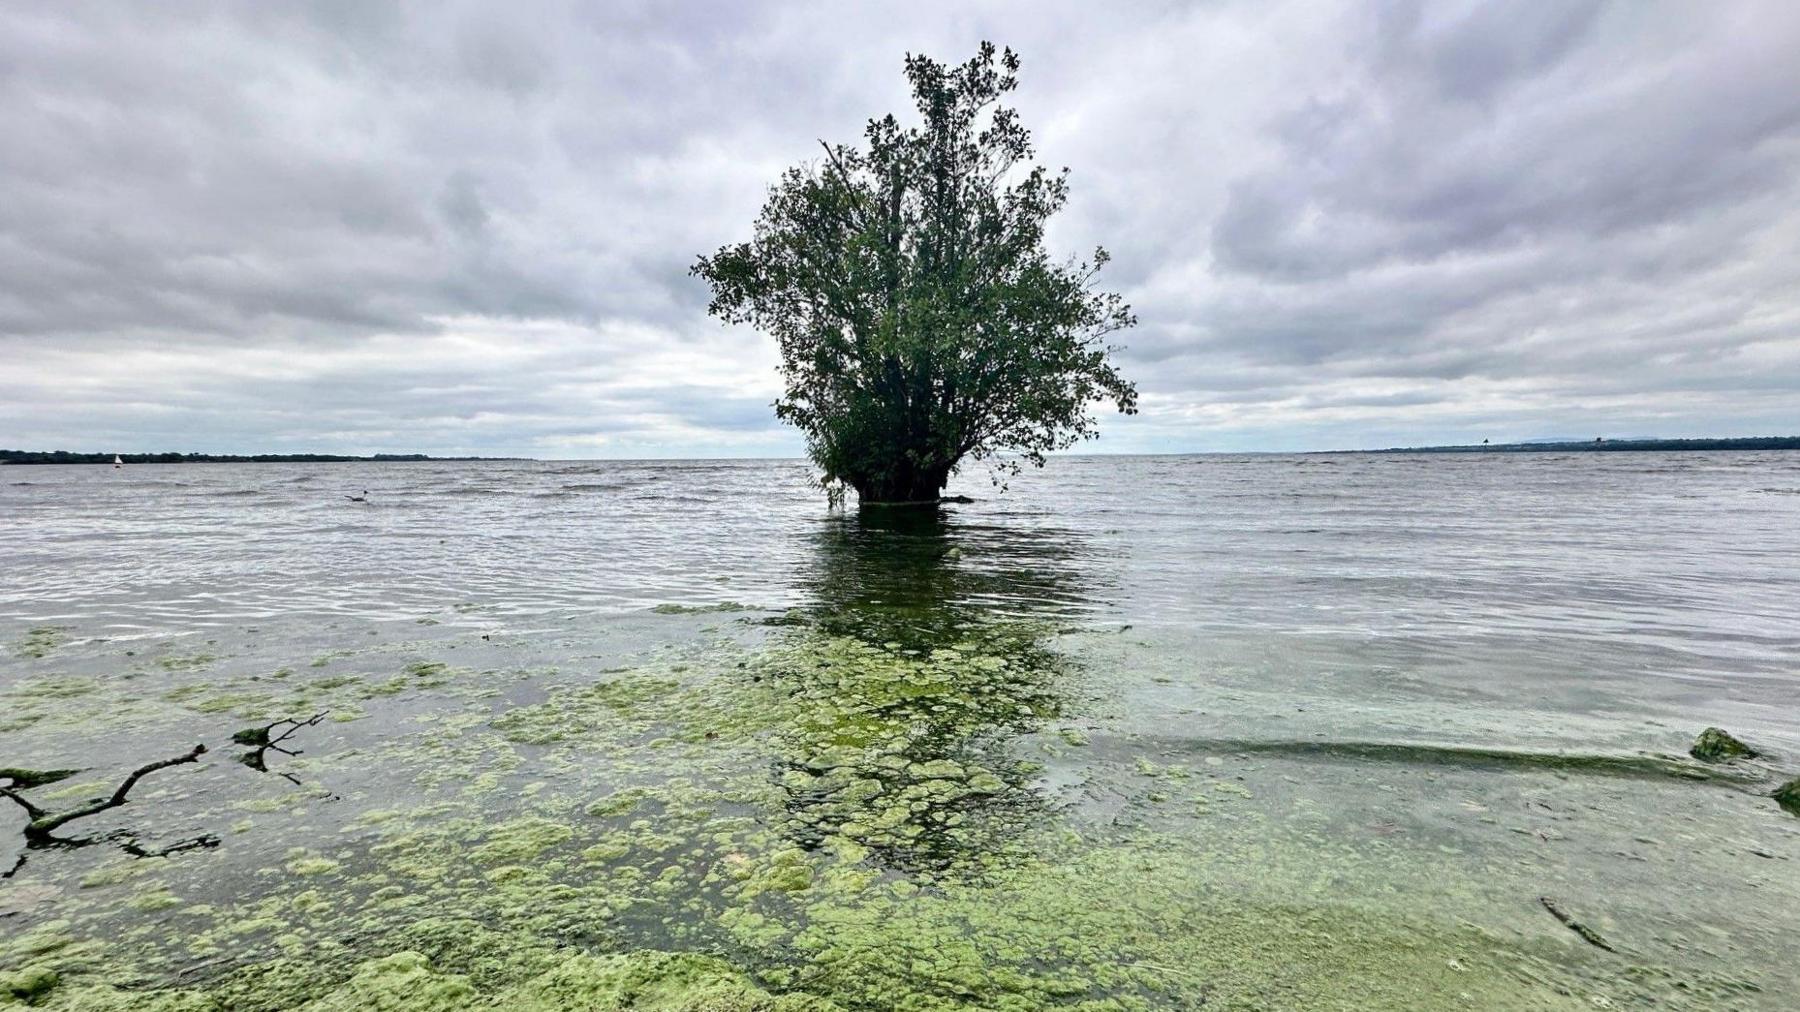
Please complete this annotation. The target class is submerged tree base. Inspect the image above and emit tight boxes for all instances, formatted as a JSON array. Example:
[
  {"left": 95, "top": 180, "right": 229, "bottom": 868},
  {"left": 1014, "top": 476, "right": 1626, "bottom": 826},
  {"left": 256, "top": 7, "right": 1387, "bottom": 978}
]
[{"left": 854, "top": 496, "right": 974, "bottom": 508}]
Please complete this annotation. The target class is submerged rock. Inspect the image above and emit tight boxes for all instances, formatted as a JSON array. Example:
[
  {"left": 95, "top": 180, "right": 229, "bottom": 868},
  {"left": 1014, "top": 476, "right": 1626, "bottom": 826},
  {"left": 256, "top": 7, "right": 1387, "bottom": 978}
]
[
  {"left": 1690, "top": 726, "right": 1757, "bottom": 762},
  {"left": 1775, "top": 778, "right": 1800, "bottom": 817},
  {"left": 230, "top": 726, "right": 272, "bottom": 746}
]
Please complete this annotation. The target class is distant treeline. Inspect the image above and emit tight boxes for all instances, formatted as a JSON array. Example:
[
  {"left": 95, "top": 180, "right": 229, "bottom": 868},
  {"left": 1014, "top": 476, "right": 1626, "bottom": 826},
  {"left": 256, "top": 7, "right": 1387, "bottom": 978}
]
[
  {"left": 1374, "top": 437, "right": 1800, "bottom": 454},
  {"left": 0, "top": 450, "right": 507, "bottom": 465}
]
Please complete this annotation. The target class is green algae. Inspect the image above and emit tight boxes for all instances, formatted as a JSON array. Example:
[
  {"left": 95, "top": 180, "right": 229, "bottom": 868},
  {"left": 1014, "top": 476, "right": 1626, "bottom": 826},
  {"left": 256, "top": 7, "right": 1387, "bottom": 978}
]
[
  {"left": 66, "top": 948, "right": 844, "bottom": 1011},
  {"left": 37, "top": 779, "right": 113, "bottom": 803},
  {"left": 747, "top": 625, "right": 1065, "bottom": 870},
  {"left": 404, "top": 661, "right": 455, "bottom": 684},
  {"left": 2, "top": 522, "right": 1790, "bottom": 1011},
  {"left": 0, "top": 964, "right": 59, "bottom": 1003},
  {"left": 156, "top": 652, "right": 220, "bottom": 672},
  {"left": 650, "top": 602, "right": 753, "bottom": 615},
  {"left": 5, "top": 677, "right": 97, "bottom": 701},
  {"left": 0, "top": 768, "right": 80, "bottom": 790},
  {"left": 230, "top": 786, "right": 332, "bottom": 814},
  {"left": 494, "top": 677, "right": 684, "bottom": 744},
  {"left": 158, "top": 656, "right": 476, "bottom": 721},
  {"left": 13, "top": 801, "right": 1753, "bottom": 1011},
  {"left": 80, "top": 862, "right": 151, "bottom": 889},
  {"left": 469, "top": 819, "right": 574, "bottom": 864},
  {"left": 584, "top": 789, "right": 650, "bottom": 818},
  {"left": 282, "top": 852, "right": 342, "bottom": 877},
  {"left": 12, "top": 627, "right": 69, "bottom": 660},
  {"left": 125, "top": 889, "right": 183, "bottom": 913},
  {"left": 514, "top": 949, "right": 841, "bottom": 1011}
]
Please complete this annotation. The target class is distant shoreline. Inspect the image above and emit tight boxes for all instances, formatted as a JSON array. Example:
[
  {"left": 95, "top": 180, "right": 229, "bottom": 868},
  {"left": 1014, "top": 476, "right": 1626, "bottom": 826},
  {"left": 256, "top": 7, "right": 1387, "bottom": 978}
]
[
  {"left": 0, "top": 450, "right": 516, "bottom": 465},
  {"left": 1365, "top": 437, "right": 1800, "bottom": 454},
  {"left": 6, "top": 437, "right": 1799, "bottom": 465}
]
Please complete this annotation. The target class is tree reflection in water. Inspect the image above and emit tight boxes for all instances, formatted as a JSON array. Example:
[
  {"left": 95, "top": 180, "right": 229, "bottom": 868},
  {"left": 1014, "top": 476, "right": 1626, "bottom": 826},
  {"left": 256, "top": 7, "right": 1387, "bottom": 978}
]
[{"left": 756, "top": 506, "right": 1104, "bottom": 872}]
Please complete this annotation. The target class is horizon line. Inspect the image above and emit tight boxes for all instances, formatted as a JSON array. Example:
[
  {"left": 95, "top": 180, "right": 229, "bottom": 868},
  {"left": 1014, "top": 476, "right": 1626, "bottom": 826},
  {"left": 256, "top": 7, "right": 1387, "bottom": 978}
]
[{"left": 8, "top": 435, "right": 1800, "bottom": 463}]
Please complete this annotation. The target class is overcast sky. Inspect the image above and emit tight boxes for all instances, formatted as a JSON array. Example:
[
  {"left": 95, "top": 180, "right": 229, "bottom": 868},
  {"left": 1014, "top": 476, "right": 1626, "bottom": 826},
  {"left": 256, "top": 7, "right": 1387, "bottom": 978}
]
[{"left": 4, "top": 1, "right": 1799, "bottom": 457}]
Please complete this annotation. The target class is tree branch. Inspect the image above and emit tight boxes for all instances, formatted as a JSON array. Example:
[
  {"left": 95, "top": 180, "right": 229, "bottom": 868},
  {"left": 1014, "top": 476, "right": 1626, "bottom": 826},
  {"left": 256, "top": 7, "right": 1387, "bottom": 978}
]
[
  {"left": 23, "top": 744, "right": 206, "bottom": 841},
  {"left": 234, "top": 712, "right": 326, "bottom": 754},
  {"left": 0, "top": 784, "right": 46, "bottom": 822}
]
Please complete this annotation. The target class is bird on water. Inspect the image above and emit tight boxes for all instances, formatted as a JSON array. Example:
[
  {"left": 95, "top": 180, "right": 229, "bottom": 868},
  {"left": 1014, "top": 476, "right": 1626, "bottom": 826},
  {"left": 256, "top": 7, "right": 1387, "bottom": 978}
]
[{"left": 345, "top": 490, "right": 368, "bottom": 502}]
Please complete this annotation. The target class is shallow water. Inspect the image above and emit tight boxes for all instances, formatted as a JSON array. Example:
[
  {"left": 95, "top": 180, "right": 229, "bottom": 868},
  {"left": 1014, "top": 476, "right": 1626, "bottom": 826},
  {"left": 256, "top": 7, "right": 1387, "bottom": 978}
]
[
  {"left": 7, "top": 452, "right": 1800, "bottom": 662},
  {"left": 2, "top": 452, "right": 1798, "bottom": 1009}
]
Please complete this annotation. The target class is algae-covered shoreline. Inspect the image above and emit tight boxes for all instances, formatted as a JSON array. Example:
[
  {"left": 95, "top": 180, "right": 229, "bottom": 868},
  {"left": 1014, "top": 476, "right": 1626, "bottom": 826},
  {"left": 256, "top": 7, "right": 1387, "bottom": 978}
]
[{"left": 5, "top": 502, "right": 1800, "bottom": 1009}]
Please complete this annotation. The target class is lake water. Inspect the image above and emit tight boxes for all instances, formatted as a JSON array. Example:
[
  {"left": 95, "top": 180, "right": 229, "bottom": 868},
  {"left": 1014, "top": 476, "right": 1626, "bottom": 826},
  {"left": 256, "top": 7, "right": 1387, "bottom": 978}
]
[{"left": 3, "top": 453, "right": 1799, "bottom": 1009}]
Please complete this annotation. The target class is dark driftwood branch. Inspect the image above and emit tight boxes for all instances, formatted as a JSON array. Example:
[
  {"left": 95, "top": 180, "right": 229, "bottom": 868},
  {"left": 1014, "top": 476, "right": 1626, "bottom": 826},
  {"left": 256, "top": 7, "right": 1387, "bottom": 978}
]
[
  {"left": 234, "top": 711, "right": 326, "bottom": 752},
  {"left": 0, "top": 784, "right": 46, "bottom": 821},
  {"left": 1540, "top": 896, "right": 1615, "bottom": 952},
  {"left": 3, "top": 745, "right": 206, "bottom": 842}
]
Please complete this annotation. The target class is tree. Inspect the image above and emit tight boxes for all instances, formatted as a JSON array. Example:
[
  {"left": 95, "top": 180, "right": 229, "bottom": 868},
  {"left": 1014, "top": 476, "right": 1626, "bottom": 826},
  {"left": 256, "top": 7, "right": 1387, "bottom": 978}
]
[{"left": 692, "top": 42, "right": 1137, "bottom": 504}]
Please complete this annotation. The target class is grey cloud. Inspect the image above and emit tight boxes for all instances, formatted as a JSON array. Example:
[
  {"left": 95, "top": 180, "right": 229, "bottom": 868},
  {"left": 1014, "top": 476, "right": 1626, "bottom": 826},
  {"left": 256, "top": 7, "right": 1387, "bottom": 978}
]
[
  {"left": 2, "top": 0, "right": 1798, "bottom": 456},
  {"left": 1212, "top": 5, "right": 1800, "bottom": 284}
]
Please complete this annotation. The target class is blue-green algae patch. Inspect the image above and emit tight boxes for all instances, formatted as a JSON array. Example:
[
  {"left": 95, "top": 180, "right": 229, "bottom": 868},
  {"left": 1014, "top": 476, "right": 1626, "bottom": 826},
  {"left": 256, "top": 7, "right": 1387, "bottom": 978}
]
[
  {"left": 155, "top": 651, "right": 221, "bottom": 673},
  {"left": 0, "top": 767, "right": 81, "bottom": 790},
  {"left": 12, "top": 626, "right": 70, "bottom": 660},
  {"left": 650, "top": 602, "right": 753, "bottom": 615},
  {"left": 0, "top": 613, "right": 1791, "bottom": 1010},
  {"left": 3, "top": 807, "right": 1762, "bottom": 1010},
  {"left": 744, "top": 627, "right": 1065, "bottom": 871}
]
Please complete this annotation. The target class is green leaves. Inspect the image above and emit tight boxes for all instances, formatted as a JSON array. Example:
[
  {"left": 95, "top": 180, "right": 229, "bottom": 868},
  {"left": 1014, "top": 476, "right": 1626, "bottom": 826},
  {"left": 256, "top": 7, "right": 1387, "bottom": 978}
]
[{"left": 693, "top": 43, "right": 1136, "bottom": 502}]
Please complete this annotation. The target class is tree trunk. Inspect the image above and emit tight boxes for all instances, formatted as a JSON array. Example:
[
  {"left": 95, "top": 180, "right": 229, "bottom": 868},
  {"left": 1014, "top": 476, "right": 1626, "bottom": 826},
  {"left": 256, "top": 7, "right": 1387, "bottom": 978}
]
[{"left": 852, "top": 465, "right": 951, "bottom": 505}]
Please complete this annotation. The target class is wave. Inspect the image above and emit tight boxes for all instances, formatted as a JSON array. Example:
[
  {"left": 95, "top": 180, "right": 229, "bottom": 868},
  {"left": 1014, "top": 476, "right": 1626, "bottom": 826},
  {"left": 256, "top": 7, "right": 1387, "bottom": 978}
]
[{"left": 629, "top": 492, "right": 718, "bottom": 506}]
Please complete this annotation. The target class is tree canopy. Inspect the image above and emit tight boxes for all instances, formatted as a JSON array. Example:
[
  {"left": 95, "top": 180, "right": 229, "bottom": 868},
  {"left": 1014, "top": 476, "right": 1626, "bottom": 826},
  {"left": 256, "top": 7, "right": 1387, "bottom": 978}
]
[{"left": 692, "top": 42, "right": 1136, "bottom": 503}]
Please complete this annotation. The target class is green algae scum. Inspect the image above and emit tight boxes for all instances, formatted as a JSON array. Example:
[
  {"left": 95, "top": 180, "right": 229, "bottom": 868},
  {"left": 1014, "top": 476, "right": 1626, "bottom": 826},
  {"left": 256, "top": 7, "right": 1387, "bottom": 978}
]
[{"left": 5, "top": 476, "right": 1800, "bottom": 1010}]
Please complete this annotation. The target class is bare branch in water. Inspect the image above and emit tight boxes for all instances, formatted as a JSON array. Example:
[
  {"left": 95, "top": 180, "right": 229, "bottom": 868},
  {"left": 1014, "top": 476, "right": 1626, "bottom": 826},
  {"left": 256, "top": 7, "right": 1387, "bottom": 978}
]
[
  {"left": 16, "top": 744, "right": 207, "bottom": 842},
  {"left": 1540, "top": 896, "right": 1616, "bottom": 952},
  {"left": 236, "top": 712, "right": 327, "bottom": 783},
  {"left": 5, "top": 716, "right": 327, "bottom": 877},
  {"left": 0, "top": 784, "right": 47, "bottom": 822}
]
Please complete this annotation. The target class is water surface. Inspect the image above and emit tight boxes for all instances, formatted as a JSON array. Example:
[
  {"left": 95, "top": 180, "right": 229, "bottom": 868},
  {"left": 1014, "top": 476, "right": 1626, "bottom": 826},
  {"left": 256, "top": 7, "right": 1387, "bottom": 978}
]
[{"left": 2, "top": 452, "right": 1797, "bottom": 1009}]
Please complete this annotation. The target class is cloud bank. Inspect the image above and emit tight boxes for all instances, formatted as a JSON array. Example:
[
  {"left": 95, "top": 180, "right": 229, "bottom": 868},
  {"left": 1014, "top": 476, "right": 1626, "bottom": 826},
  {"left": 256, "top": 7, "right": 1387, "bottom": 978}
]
[{"left": 3, "top": 0, "right": 1798, "bottom": 455}]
